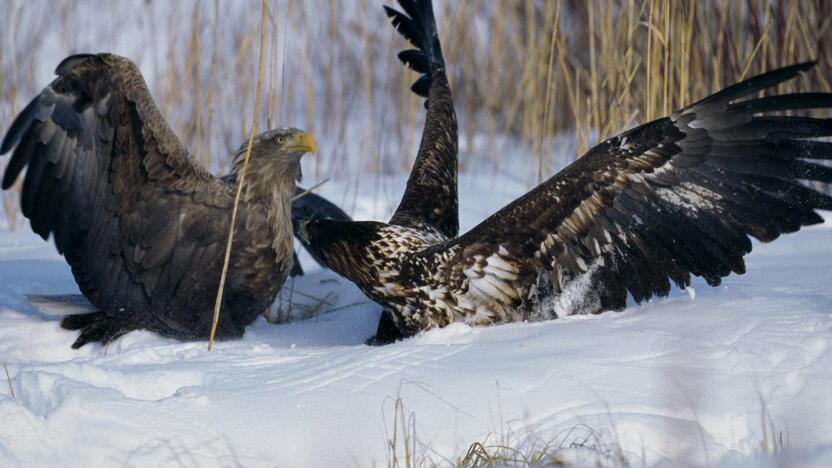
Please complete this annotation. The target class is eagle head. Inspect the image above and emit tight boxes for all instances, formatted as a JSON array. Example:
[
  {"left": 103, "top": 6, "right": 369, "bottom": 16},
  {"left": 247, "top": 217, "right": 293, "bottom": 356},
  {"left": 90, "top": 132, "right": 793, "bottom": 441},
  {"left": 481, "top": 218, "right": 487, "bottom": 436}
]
[
  {"left": 233, "top": 127, "right": 316, "bottom": 184},
  {"left": 257, "top": 127, "right": 316, "bottom": 159}
]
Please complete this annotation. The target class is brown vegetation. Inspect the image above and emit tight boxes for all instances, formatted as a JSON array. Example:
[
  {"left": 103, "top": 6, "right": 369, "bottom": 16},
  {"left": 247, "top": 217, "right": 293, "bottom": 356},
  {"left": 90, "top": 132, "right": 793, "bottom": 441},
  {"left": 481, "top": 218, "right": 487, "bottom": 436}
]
[{"left": 1, "top": 0, "right": 830, "bottom": 228}]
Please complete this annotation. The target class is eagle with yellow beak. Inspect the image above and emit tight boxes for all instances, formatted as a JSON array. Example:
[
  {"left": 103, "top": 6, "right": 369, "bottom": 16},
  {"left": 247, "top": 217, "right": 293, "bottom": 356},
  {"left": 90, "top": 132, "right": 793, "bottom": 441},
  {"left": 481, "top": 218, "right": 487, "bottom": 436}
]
[{"left": 1, "top": 53, "right": 325, "bottom": 348}]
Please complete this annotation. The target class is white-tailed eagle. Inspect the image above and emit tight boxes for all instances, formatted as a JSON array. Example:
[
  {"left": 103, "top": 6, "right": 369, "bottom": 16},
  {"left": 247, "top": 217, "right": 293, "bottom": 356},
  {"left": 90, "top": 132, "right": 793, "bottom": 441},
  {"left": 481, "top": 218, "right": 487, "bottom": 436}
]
[
  {"left": 1, "top": 53, "right": 330, "bottom": 348},
  {"left": 300, "top": 0, "right": 832, "bottom": 344}
]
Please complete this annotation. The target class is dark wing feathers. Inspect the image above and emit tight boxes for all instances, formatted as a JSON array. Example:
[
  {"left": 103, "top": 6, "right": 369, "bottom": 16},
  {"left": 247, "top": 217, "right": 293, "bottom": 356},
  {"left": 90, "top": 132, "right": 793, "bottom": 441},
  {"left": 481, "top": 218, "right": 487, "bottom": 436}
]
[
  {"left": 385, "top": 0, "right": 459, "bottom": 238},
  {"left": 728, "top": 92, "right": 832, "bottom": 114},
  {"left": 1, "top": 53, "right": 233, "bottom": 322},
  {"left": 384, "top": 0, "right": 446, "bottom": 97},
  {"left": 440, "top": 62, "right": 831, "bottom": 310},
  {"left": 691, "top": 61, "right": 816, "bottom": 108}
]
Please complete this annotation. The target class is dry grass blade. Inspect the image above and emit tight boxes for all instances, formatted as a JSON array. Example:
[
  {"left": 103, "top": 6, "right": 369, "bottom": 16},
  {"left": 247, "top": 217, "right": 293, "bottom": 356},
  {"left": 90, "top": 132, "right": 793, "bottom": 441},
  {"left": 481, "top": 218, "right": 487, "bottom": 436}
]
[
  {"left": 207, "top": 0, "right": 269, "bottom": 352},
  {"left": 291, "top": 177, "right": 330, "bottom": 202},
  {"left": 385, "top": 396, "right": 418, "bottom": 468},
  {"left": 3, "top": 363, "right": 14, "bottom": 400},
  {"left": 300, "top": 292, "right": 335, "bottom": 321},
  {"left": 537, "top": 0, "right": 561, "bottom": 184},
  {"left": 739, "top": 20, "right": 773, "bottom": 81},
  {"left": 321, "top": 300, "right": 370, "bottom": 315},
  {"left": 2, "top": 1, "right": 830, "bottom": 204}
]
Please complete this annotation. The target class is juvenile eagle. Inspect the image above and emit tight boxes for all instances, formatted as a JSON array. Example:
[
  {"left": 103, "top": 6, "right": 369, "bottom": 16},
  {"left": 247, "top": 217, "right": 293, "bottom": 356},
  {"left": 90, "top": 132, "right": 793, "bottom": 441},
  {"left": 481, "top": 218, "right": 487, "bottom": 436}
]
[
  {"left": 301, "top": 1, "right": 832, "bottom": 344},
  {"left": 1, "top": 53, "right": 323, "bottom": 348}
]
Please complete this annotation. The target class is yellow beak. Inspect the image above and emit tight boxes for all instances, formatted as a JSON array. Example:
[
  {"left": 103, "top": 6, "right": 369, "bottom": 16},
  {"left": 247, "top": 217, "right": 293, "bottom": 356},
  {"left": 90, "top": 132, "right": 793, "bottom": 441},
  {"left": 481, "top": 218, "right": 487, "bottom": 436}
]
[{"left": 288, "top": 132, "right": 316, "bottom": 154}]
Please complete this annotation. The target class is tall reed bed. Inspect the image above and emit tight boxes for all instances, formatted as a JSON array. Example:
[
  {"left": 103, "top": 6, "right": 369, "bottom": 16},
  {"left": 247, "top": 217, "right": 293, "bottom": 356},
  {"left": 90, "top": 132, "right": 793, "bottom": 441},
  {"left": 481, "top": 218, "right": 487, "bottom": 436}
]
[{"left": 1, "top": 0, "right": 830, "bottom": 226}]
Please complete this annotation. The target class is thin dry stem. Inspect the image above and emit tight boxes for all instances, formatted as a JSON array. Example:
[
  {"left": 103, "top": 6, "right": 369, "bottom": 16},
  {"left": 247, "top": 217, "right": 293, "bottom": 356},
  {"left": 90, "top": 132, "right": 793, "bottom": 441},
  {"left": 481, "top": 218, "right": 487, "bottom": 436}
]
[
  {"left": 291, "top": 177, "right": 330, "bottom": 202},
  {"left": 2, "top": 1, "right": 829, "bottom": 233},
  {"left": 3, "top": 363, "right": 14, "bottom": 400},
  {"left": 207, "top": 0, "right": 269, "bottom": 351}
]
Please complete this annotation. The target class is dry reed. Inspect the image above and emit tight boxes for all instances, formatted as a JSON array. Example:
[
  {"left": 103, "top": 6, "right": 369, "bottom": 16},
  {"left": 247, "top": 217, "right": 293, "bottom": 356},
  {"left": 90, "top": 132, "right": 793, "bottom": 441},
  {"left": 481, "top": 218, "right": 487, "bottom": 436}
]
[
  {"left": 1, "top": 0, "right": 830, "bottom": 223},
  {"left": 207, "top": 0, "right": 269, "bottom": 351},
  {"left": 3, "top": 362, "right": 14, "bottom": 400}
]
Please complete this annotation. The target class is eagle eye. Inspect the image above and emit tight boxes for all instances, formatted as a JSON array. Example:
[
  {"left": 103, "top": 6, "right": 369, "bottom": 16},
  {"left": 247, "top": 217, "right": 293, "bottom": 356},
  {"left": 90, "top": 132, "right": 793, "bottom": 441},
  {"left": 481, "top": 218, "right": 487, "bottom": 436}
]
[{"left": 276, "top": 136, "right": 286, "bottom": 145}]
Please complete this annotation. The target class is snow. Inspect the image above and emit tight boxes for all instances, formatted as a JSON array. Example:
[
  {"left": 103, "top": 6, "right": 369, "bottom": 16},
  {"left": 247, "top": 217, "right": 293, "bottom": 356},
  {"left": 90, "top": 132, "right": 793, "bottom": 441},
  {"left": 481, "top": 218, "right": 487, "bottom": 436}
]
[
  {"left": 0, "top": 172, "right": 830, "bottom": 467},
  {"left": 2, "top": 0, "right": 831, "bottom": 464}
]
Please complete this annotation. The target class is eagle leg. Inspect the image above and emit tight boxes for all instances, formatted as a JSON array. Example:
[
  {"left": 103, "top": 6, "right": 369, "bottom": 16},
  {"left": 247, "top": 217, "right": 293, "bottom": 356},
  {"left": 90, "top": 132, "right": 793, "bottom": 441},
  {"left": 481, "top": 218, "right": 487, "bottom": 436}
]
[
  {"left": 365, "top": 310, "right": 406, "bottom": 346},
  {"left": 61, "top": 312, "right": 135, "bottom": 349},
  {"left": 289, "top": 250, "right": 304, "bottom": 277}
]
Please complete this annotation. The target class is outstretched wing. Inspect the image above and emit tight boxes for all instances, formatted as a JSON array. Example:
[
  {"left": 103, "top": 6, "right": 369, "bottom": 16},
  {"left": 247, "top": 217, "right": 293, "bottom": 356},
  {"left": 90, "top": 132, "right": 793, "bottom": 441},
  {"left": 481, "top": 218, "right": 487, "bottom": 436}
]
[
  {"left": 1, "top": 53, "right": 234, "bottom": 319},
  {"left": 433, "top": 62, "right": 832, "bottom": 312},
  {"left": 385, "top": 0, "right": 459, "bottom": 238}
]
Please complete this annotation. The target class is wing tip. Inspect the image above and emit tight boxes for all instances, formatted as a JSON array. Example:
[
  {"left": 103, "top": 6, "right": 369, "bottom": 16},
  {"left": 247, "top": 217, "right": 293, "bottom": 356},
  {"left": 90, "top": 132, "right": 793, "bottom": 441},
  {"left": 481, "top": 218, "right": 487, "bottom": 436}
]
[
  {"left": 4, "top": 54, "right": 96, "bottom": 153},
  {"left": 0, "top": 153, "right": 23, "bottom": 188},
  {"left": 691, "top": 60, "right": 822, "bottom": 110},
  {"left": 772, "top": 59, "right": 818, "bottom": 80},
  {"left": 1, "top": 95, "right": 44, "bottom": 156},
  {"left": 794, "top": 59, "right": 818, "bottom": 72},
  {"left": 751, "top": 59, "right": 819, "bottom": 86},
  {"left": 384, "top": 0, "right": 446, "bottom": 74},
  {"left": 0, "top": 134, "right": 15, "bottom": 156},
  {"left": 758, "top": 59, "right": 817, "bottom": 79},
  {"left": 382, "top": 4, "right": 397, "bottom": 18}
]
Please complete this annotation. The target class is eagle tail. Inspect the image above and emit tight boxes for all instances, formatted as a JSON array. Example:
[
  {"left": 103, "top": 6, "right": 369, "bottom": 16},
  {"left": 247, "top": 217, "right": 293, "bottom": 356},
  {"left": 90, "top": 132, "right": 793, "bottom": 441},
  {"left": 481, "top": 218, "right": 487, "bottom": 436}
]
[
  {"left": 27, "top": 294, "right": 96, "bottom": 316},
  {"left": 384, "top": 0, "right": 446, "bottom": 99}
]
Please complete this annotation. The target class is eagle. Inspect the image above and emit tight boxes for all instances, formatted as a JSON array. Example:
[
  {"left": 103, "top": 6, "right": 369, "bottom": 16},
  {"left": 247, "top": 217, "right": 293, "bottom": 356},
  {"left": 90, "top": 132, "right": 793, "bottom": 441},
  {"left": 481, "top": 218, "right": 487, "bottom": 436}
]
[
  {"left": 0, "top": 53, "right": 334, "bottom": 348},
  {"left": 299, "top": 0, "right": 832, "bottom": 345}
]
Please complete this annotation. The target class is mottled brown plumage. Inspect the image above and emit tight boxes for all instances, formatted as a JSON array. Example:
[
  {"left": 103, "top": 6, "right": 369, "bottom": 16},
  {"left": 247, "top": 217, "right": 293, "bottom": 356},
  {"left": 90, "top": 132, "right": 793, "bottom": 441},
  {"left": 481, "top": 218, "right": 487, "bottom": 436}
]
[
  {"left": 302, "top": 1, "right": 832, "bottom": 344},
  {"left": 300, "top": 0, "right": 459, "bottom": 343},
  {"left": 1, "top": 53, "right": 319, "bottom": 348}
]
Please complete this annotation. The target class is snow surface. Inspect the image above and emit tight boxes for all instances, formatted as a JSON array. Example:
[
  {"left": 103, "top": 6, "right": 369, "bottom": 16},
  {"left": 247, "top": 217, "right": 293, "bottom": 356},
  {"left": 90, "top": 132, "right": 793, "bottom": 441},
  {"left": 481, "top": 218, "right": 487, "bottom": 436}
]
[{"left": 0, "top": 172, "right": 830, "bottom": 467}]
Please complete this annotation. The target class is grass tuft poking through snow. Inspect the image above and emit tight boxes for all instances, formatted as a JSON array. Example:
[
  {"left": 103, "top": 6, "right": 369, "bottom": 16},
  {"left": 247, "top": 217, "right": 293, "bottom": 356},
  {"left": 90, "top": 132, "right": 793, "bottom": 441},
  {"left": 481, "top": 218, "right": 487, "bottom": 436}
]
[
  {"left": 383, "top": 383, "right": 632, "bottom": 468},
  {"left": 384, "top": 395, "right": 421, "bottom": 468},
  {"left": 2, "top": 363, "right": 13, "bottom": 400}
]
